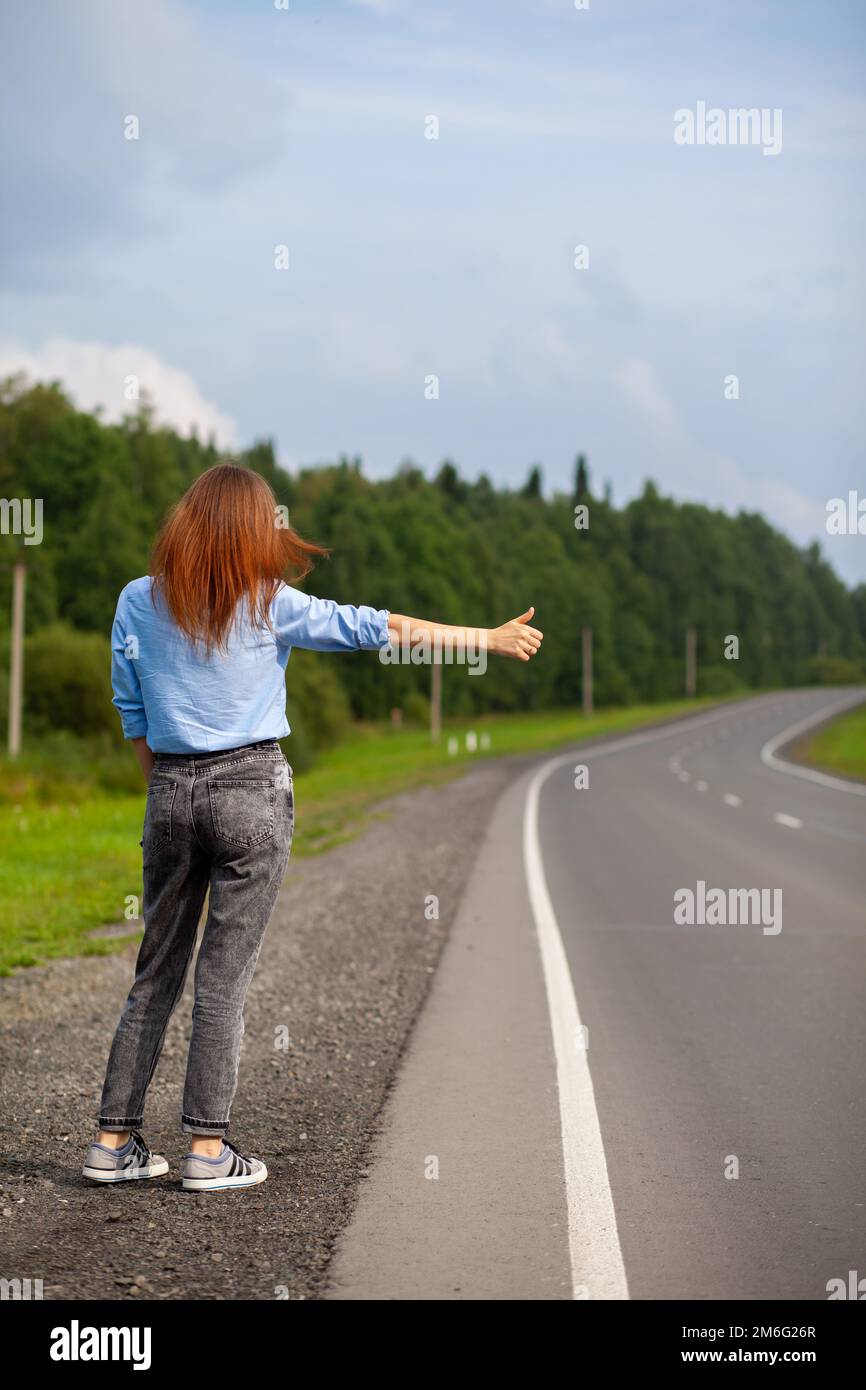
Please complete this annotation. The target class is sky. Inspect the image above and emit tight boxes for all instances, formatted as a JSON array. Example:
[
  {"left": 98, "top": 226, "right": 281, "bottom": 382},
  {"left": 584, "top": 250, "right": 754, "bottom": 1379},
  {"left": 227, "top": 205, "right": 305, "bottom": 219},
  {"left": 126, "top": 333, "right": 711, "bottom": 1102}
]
[{"left": 1, "top": 0, "right": 864, "bottom": 583}]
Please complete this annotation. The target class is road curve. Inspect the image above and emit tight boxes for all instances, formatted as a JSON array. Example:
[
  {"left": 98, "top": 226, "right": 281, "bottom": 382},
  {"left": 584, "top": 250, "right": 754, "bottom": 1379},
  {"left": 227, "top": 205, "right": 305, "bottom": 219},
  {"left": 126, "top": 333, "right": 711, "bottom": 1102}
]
[{"left": 327, "top": 688, "right": 866, "bottom": 1301}]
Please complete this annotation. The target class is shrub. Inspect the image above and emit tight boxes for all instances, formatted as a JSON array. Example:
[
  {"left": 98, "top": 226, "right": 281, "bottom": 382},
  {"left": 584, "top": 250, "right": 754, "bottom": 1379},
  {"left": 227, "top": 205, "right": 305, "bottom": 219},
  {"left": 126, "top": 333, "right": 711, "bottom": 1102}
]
[
  {"left": 284, "top": 649, "right": 352, "bottom": 752},
  {"left": 697, "top": 664, "right": 743, "bottom": 695},
  {"left": 0, "top": 730, "right": 141, "bottom": 805},
  {"left": 402, "top": 690, "right": 431, "bottom": 727},
  {"left": 24, "top": 624, "right": 117, "bottom": 737},
  {"left": 805, "top": 655, "right": 865, "bottom": 686}
]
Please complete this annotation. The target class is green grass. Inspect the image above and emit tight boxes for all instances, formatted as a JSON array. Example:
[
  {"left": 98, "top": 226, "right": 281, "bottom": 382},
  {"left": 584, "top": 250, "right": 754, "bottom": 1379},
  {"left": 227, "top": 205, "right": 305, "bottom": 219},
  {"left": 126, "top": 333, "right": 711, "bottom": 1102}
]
[
  {"left": 798, "top": 701, "right": 866, "bottom": 782},
  {"left": 0, "top": 798, "right": 147, "bottom": 974},
  {"left": 0, "top": 694, "right": 738, "bottom": 975}
]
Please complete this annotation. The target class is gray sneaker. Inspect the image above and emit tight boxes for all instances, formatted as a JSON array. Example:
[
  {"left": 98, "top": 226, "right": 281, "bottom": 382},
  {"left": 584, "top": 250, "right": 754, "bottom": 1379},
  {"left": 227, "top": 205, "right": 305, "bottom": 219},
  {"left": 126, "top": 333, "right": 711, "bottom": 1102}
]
[
  {"left": 182, "top": 1140, "right": 268, "bottom": 1192},
  {"left": 83, "top": 1132, "right": 169, "bottom": 1183}
]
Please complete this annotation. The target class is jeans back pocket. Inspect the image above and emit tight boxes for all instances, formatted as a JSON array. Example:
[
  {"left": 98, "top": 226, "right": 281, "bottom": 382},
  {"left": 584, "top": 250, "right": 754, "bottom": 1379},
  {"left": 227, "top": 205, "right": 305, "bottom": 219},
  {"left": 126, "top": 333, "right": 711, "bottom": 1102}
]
[
  {"left": 208, "top": 778, "right": 276, "bottom": 848},
  {"left": 143, "top": 781, "right": 177, "bottom": 857}
]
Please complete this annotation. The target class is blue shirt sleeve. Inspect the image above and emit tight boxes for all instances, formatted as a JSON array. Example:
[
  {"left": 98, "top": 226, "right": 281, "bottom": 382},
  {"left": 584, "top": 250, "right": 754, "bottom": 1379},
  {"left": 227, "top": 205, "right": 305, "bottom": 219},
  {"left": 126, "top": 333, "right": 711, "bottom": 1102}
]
[
  {"left": 271, "top": 584, "right": 391, "bottom": 653},
  {"left": 111, "top": 587, "right": 149, "bottom": 740}
]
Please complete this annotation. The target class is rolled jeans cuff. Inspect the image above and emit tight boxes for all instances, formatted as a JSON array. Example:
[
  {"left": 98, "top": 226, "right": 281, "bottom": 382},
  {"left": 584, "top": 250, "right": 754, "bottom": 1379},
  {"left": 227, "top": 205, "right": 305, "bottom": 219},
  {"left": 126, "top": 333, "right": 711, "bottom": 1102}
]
[
  {"left": 182, "top": 1113, "right": 229, "bottom": 1137},
  {"left": 97, "top": 1115, "right": 143, "bottom": 1132}
]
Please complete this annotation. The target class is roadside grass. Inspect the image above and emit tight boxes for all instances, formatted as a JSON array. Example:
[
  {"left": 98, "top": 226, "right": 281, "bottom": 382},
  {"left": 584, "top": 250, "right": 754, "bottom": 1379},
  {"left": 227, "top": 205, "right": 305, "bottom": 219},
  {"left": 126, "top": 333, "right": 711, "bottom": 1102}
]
[
  {"left": 797, "top": 701, "right": 866, "bottom": 782},
  {"left": 0, "top": 798, "right": 146, "bottom": 974},
  {"left": 0, "top": 694, "right": 738, "bottom": 975}
]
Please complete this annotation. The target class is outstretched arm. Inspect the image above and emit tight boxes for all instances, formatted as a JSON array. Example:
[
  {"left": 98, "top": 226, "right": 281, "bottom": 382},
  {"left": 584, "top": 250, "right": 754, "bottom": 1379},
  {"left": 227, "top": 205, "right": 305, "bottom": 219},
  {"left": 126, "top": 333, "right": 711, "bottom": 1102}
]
[
  {"left": 272, "top": 584, "right": 543, "bottom": 659},
  {"left": 387, "top": 606, "right": 543, "bottom": 662}
]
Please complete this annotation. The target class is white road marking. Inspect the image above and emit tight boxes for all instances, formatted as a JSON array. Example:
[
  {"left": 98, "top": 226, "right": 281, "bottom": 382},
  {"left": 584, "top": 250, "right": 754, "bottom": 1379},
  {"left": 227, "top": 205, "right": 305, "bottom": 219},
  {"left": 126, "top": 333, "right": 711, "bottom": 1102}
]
[
  {"left": 723, "top": 794, "right": 742, "bottom": 807},
  {"left": 678, "top": 771, "right": 690, "bottom": 783},
  {"left": 760, "top": 692, "right": 866, "bottom": 797},
  {"left": 524, "top": 768, "right": 629, "bottom": 1300},
  {"left": 774, "top": 812, "right": 803, "bottom": 830},
  {"left": 695, "top": 780, "right": 708, "bottom": 792}
]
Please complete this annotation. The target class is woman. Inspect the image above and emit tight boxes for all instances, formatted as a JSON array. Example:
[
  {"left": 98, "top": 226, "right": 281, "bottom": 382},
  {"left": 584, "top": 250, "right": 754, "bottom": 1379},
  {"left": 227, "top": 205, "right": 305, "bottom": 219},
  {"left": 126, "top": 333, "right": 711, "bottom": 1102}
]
[{"left": 84, "top": 463, "right": 543, "bottom": 1192}]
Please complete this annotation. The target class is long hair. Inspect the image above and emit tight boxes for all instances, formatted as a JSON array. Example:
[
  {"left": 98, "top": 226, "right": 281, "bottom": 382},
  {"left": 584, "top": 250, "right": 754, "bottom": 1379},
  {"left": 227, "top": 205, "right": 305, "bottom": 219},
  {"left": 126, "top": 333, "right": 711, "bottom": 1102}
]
[{"left": 150, "top": 463, "right": 327, "bottom": 652}]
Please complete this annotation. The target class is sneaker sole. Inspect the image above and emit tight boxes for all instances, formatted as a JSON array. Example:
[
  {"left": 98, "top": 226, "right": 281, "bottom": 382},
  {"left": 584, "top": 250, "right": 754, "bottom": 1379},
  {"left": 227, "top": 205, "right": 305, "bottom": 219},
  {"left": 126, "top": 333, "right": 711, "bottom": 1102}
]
[
  {"left": 83, "top": 1158, "right": 170, "bottom": 1182},
  {"left": 182, "top": 1164, "right": 268, "bottom": 1192}
]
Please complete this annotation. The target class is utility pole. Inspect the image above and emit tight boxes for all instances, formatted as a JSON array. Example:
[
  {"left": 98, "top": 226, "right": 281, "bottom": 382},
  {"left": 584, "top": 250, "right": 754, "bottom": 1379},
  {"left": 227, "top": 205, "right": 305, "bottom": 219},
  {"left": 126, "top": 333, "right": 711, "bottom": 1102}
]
[
  {"left": 8, "top": 559, "right": 25, "bottom": 757},
  {"left": 685, "top": 626, "right": 697, "bottom": 699},
  {"left": 581, "top": 626, "right": 593, "bottom": 717},
  {"left": 430, "top": 658, "right": 442, "bottom": 742}
]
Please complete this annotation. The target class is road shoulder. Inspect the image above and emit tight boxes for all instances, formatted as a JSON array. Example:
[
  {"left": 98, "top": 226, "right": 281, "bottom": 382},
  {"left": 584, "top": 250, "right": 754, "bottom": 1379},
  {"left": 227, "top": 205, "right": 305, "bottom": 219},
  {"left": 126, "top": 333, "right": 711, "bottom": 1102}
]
[{"left": 326, "top": 769, "right": 573, "bottom": 1301}]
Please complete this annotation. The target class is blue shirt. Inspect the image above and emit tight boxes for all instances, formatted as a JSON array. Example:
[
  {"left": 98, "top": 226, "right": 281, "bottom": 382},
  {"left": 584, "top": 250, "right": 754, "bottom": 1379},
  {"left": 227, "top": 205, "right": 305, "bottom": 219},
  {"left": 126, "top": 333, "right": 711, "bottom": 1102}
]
[{"left": 111, "top": 576, "right": 391, "bottom": 753}]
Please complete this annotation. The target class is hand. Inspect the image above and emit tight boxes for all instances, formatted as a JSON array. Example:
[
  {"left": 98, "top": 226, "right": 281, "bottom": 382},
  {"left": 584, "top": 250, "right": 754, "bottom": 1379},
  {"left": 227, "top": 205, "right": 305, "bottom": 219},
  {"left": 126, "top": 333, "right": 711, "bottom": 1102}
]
[{"left": 489, "top": 607, "right": 543, "bottom": 661}]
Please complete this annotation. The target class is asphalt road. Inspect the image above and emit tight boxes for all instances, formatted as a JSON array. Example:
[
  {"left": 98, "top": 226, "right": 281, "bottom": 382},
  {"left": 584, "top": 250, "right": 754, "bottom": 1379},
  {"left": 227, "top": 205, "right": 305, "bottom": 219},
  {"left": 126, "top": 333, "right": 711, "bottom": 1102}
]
[{"left": 328, "top": 688, "right": 866, "bottom": 1301}]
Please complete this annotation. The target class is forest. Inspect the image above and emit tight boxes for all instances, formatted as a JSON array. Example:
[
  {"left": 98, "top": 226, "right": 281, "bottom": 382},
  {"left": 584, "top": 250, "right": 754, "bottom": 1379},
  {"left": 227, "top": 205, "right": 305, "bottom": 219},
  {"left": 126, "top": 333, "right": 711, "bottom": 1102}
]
[{"left": 1, "top": 373, "right": 864, "bottom": 751}]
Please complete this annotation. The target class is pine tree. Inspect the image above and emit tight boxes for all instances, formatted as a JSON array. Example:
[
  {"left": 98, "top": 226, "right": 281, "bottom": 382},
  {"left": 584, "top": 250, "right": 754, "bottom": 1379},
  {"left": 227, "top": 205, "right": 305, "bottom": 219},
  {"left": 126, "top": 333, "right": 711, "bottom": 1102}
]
[
  {"left": 523, "top": 464, "right": 543, "bottom": 499},
  {"left": 574, "top": 454, "right": 589, "bottom": 503}
]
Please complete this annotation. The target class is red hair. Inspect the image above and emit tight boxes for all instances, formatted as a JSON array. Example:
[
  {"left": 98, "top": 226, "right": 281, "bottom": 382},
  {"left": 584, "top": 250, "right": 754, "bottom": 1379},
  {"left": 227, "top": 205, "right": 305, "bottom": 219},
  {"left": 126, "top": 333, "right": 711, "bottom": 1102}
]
[{"left": 150, "top": 463, "right": 327, "bottom": 652}]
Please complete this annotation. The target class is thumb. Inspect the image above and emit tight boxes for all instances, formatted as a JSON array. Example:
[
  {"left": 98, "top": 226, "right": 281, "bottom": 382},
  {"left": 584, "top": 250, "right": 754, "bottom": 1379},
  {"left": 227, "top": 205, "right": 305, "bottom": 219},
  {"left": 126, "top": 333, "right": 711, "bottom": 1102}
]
[{"left": 515, "top": 606, "right": 535, "bottom": 625}]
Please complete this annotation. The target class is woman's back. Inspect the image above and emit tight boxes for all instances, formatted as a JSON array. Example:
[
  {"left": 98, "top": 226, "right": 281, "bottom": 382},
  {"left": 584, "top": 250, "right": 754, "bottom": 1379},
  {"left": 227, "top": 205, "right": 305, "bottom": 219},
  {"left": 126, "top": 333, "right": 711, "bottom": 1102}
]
[{"left": 112, "top": 574, "right": 390, "bottom": 755}]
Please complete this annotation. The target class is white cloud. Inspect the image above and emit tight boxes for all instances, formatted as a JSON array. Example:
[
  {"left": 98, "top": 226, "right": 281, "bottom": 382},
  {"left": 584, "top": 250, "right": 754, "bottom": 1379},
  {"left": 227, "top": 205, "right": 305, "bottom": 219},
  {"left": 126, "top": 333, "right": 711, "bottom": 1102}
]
[
  {"left": 347, "top": 0, "right": 407, "bottom": 14},
  {"left": 291, "top": 81, "right": 663, "bottom": 143},
  {"left": 0, "top": 338, "right": 237, "bottom": 447},
  {"left": 0, "top": 0, "right": 286, "bottom": 280},
  {"left": 613, "top": 355, "right": 824, "bottom": 547},
  {"left": 615, "top": 358, "right": 690, "bottom": 452},
  {"left": 746, "top": 473, "right": 823, "bottom": 538}
]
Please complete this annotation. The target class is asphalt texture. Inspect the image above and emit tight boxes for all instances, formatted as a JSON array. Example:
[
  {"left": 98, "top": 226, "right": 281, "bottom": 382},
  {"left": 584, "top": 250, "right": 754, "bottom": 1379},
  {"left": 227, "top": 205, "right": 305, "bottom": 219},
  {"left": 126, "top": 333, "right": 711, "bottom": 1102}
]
[{"left": 327, "top": 688, "right": 866, "bottom": 1301}]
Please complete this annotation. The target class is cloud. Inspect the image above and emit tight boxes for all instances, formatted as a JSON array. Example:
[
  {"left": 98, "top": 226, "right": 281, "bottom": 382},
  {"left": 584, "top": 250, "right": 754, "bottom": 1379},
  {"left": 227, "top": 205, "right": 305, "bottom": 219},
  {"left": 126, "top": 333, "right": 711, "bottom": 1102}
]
[
  {"left": 0, "top": 338, "right": 237, "bottom": 447},
  {"left": 614, "top": 359, "right": 690, "bottom": 452},
  {"left": 613, "top": 355, "right": 824, "bottom": 547},
  {"left": 0, "top": 0, "right": 286, "bottom": 283},
  {"left": 291, "top": 81, "right": 664, "bottom": 144},
  {"left": 347, "top": 0, "right": 408, "bottom": 14}
]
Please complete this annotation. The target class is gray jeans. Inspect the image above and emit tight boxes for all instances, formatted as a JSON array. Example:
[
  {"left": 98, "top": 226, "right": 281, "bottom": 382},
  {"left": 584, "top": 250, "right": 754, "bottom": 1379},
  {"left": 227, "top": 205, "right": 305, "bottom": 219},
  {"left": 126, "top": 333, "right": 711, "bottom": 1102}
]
[{"left": 97, "top": 740, "right": 294, "bottom": 1137}]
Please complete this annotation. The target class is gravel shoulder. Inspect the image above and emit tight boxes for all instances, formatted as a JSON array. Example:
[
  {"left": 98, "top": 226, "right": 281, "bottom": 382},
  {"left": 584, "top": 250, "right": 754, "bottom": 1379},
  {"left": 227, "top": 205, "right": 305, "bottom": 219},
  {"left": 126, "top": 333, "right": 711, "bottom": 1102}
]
[{"left": 0, "top": 757, "right": 521, "bottom": 1301}]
